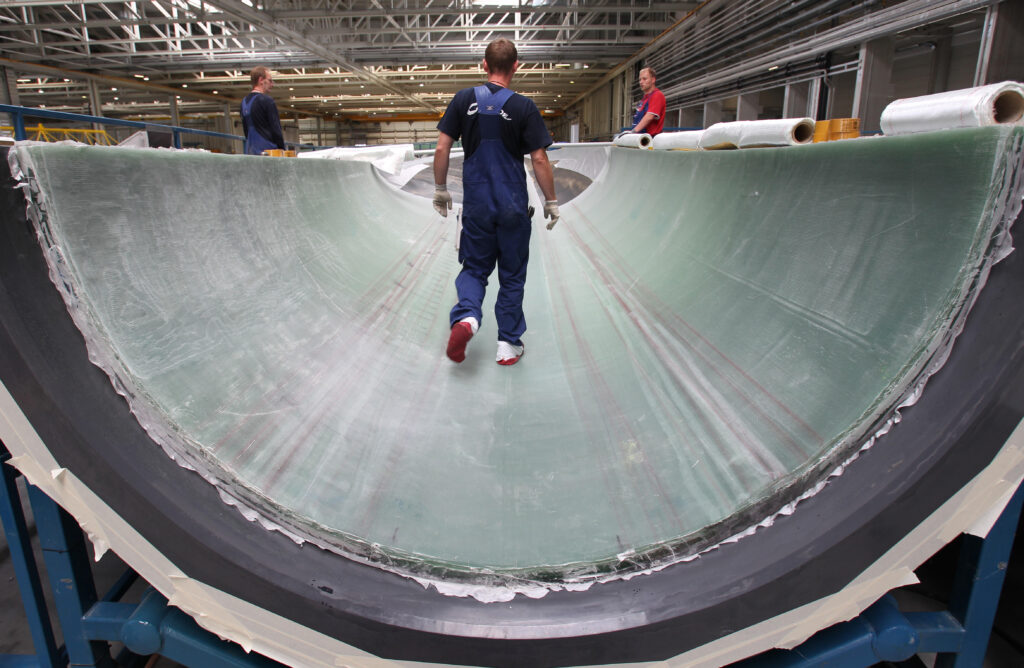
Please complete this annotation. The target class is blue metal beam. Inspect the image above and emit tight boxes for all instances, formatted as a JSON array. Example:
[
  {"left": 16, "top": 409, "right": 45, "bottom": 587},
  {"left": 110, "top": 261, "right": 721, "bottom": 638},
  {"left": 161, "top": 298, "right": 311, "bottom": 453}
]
[
  {"left": 736, "top": 594, "right": 966, "bottom": 668},
  {"left": 0, "top": 444, "right": 61, "bottom": 668},
  {"left": 83, "top": 588, "right": 285, "bottom": 668},
  {"left": 0, "top": 104, "right": 243, "bottom": 145},
  {"left": 936, "top": 482, "right": 1024, "bottom": 668},
  {"left": 26, "top": 486, "right": 113, "bottom": 668},
  {"left": 0, "top": 104, "right": 315, "bottom": 150}
]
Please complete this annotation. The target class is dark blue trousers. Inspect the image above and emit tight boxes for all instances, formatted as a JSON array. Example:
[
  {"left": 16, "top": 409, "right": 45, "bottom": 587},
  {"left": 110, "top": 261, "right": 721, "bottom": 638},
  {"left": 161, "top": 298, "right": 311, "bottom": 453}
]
[{"left": 448, "top": 87, "right": 532, "bottom": 346}]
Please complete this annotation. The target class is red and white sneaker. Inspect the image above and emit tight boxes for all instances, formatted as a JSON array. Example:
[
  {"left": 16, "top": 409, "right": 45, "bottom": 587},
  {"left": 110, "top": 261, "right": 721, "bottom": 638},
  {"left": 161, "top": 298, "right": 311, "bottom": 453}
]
[
  {"left": 496, "top": 340, "right": 524, "bottom": 366},
  {"left": 446, "top": 317, "right": 477, "bottom": 363}
]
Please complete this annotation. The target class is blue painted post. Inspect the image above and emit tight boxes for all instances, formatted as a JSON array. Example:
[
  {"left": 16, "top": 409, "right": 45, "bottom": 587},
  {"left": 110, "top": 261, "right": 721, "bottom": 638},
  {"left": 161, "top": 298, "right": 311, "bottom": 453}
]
[
  {"left": 13, "top": 110, "right": 25, "bottom": 141},
  {"left": 0, "top": 446, "right": 62, "bottom": 668},
  {"left": 936, "top": 482, "right": 1024, "bottom": 668},
  {"left": 26, "top": 484, "right": 114, "bottom": 668}
]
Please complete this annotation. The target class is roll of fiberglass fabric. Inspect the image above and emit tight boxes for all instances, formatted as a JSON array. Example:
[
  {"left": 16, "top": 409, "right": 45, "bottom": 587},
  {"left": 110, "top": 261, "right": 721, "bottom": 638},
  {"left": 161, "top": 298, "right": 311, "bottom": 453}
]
[
  {"left": 612, "top": 132, "right": 651, "bottom": 149},
  {"left": 699, "top": 118, "right": 816, "bottom": 150},
  {"left": 880, "top": 82, "right": 1024, "bottom": 136},
  {"left": 651, "top": 130, "right": 704, "bottom": 150}
]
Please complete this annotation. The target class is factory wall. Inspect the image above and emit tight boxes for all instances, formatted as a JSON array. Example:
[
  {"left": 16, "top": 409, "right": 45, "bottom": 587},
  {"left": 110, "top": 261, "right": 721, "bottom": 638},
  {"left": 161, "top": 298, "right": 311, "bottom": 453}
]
[{"left": 567, "top": 3, "right": 1024, "bottom": 140}]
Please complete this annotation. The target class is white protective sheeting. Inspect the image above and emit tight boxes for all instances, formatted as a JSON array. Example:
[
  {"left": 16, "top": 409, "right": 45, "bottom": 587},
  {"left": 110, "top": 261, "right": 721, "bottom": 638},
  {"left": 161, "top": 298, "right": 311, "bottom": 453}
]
[
  {"left": 117, "top": 131, "right": 150, "bottom": 148},
  {"left": 881, "top": 82, "right": 1024, "bottom": 136},
  {"left": 612, "top": 132, "right": 652, "bottom": 149},
  {"left": 651, "top": 130, "right": 704, "bottom": 151},
  {"left": 298, "top": 144, "right": 416, "bottom": 174},
  {"left": 699, "top": 118, "right": 816, "bottom": 150}
]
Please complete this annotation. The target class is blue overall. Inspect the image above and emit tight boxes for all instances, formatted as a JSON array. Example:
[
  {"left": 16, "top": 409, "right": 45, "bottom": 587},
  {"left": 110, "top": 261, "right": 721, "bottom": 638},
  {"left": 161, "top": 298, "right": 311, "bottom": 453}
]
[
  {"left": 449, "top": 86, "right": 532, "bottom": 346},
  {"left": 241, "top": 95, "right": 278, "bottom": 155},
  {"left": 632, "top": 97, "right": 650, "bottom": 127}
]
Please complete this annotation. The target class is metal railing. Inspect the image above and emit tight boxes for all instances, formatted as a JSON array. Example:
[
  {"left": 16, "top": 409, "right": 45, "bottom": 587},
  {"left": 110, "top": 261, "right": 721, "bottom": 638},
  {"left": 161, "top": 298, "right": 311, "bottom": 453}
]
[{"left": 0, "top": 104, "right": 247, "bottom": 150}]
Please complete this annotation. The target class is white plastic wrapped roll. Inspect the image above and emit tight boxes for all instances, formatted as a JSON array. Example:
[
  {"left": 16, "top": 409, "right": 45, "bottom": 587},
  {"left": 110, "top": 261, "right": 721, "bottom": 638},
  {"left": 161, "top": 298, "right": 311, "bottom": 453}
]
[
  {"left": 879, "top": 82, "right": 1024, "bottom": 136},
  {"left": 699, "top": 118, "right": 816, "bottom": 150},
  {"left": 297, "top": 144, "right": 416, "bottom": 174},
  {"left": 612, "top": 133, "right": 652, "bottom": 149},
  {"left": 651, "top": 130, "right": 704, "bottom": 150}
]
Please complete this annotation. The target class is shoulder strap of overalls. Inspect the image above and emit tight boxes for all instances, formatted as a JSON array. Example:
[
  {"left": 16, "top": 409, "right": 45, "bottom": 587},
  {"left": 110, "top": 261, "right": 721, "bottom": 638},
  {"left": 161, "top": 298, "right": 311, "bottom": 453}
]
[
  {"left": 241, "top": 94, "right": 254, "bottom": 116},
  {"left": 473, "top": 85, "right": 515, "bottom": 115},
  {"left": 637, "top": 93, "right": 650, "bottom": 116}
]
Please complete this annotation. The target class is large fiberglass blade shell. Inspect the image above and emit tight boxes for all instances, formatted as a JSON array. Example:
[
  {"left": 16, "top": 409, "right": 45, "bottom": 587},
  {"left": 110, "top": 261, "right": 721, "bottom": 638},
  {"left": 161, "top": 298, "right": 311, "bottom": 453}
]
[{"left": 8, "top": 126, "right": 1022, "bottom": 589}]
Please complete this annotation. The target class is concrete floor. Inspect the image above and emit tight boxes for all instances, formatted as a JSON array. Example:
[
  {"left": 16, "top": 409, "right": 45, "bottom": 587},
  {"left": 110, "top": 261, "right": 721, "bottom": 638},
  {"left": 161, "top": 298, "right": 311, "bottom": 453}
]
[{"left": 2, "top": 470, "right": 1023, "bottom": 667}]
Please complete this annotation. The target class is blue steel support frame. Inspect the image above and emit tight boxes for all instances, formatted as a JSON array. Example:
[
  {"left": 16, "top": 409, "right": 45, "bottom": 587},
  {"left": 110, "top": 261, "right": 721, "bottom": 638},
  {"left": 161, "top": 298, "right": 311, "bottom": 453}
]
[
  {"left": 83, "top": 588, "right": 285, "bottom": 668},
  {"left": 0, "top": 438, "right": 289, "bottom": 668},
  {"left": 25, "top": 486, "right": 114, "bottom": 668},
  {"left": 740, "top": 481, "right": 1024, "bottom": 668},
  {"left": 0, "top": 444, "right": 63, "bottom": 668},
  {"left": 935, "top": 481, "right": 1024, "bottom": 668}
]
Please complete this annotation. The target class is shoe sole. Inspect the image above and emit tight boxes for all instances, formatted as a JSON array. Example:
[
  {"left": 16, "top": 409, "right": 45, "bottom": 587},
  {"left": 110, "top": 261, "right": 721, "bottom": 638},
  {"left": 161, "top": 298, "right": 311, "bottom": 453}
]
[
  {"left": 497, "top": 344, "right": 524, "bottom": 366},
  {"left": 446, "top": 322, "right": 474, "bottom": 363}
]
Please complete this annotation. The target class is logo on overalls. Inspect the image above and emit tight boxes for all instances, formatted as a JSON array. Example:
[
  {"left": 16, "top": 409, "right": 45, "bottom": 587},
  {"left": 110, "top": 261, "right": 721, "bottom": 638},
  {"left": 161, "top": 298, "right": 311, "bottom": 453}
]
[{"left": 468, "top": 102, "right": 478, "bottom": 115}]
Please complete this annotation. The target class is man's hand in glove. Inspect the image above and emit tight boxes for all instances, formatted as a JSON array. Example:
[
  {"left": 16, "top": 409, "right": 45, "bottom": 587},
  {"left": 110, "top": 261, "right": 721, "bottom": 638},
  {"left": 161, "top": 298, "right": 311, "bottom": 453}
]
[
  {"left": 544, "top": 200, "right": 560, "bottom": 230},
  {"left": 433, "top": 184, "right": 452, "bottom": 218}
]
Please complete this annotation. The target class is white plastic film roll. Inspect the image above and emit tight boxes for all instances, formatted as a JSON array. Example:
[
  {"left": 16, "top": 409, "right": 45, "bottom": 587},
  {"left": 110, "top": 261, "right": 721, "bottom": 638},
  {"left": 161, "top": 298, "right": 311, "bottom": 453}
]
[
  {"left": 699, "top": 119, "right": 816, "bottom": 150},
  {"left": 879, "top": 82, "right": 1024, "bottom": 136},
  {"left": 651, "top": 131, "right": 704, "bottom": 151},
  {"left": 612, "top": 133, "right": 652, "bottom": 149}
]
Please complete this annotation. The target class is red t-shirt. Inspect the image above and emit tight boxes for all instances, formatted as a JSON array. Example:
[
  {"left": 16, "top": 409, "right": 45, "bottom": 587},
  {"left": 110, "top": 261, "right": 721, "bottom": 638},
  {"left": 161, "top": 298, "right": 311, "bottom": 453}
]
[{"left": 633, "top": 88, "right": 667, "bottom": 136}]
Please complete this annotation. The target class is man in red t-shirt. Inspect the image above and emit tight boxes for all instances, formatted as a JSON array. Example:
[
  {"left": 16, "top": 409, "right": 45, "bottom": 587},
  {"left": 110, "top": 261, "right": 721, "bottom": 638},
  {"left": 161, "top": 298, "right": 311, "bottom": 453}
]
[{"left": 630, "top": 67, "right": 666, "bottom": 136}]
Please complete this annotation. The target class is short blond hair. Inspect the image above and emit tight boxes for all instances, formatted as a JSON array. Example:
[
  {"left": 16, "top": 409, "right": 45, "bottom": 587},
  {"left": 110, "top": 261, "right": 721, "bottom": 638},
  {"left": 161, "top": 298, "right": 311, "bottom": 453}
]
[{"left": 250, "top": 66, "right": 271, "bottom": 88}]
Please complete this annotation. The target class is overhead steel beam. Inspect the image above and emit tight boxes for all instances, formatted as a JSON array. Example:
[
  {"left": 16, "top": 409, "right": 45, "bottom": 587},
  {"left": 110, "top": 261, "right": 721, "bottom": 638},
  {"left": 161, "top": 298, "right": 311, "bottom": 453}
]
[
  {"left": 0, "top": 55, "right": 329, "bottom": 118},
  {"left": 268, "top": 3, "right": 697, "bottom": 20},
  {"left": 201, "top": 0, "right": 438, "bottom": 112}
]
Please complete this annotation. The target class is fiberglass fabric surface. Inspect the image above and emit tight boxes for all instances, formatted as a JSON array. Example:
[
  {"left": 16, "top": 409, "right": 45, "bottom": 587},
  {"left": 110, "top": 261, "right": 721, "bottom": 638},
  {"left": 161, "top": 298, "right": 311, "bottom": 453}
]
[{"left": 10, "top": 127, "right": 1022, "bottom": 585}]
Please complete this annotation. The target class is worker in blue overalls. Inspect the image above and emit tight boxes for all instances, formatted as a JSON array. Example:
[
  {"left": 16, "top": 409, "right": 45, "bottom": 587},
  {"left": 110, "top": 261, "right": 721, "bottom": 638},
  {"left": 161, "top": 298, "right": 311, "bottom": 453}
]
[
  {"left": 432, "top": 38, "right": 560, "bottom": 366},
  {"left": 240, "top": 66, "right": 285, "bottom": 155}
]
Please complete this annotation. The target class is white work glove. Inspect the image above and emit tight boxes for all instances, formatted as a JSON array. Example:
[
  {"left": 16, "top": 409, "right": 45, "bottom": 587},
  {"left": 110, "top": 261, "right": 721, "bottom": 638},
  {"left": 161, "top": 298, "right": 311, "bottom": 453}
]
[
  {"left": 543, "top": 200, "right": 560, "bottom": 230},
  {"left": 433, "top": 184, "right": 452, "bottom": 218}
]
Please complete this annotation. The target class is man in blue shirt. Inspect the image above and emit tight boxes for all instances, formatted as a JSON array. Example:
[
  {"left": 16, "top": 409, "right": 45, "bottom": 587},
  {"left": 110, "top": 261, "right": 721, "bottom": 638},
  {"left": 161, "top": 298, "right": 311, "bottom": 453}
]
[
  {"left": 432, "top": 38, "right": 559, "bottom": 366},
  {"left": 241, "top": 67, "right": 285, "bottom": 155}
]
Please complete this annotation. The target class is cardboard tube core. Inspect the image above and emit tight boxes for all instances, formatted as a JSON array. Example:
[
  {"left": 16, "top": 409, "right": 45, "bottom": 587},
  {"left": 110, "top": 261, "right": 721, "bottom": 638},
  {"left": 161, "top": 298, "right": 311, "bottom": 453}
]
[
  {"left": 993, "top": 89, "right": 1024, "bottom": 124},
  {"left": 791, "top": 120, "right": 815, "bottom": 144}
]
